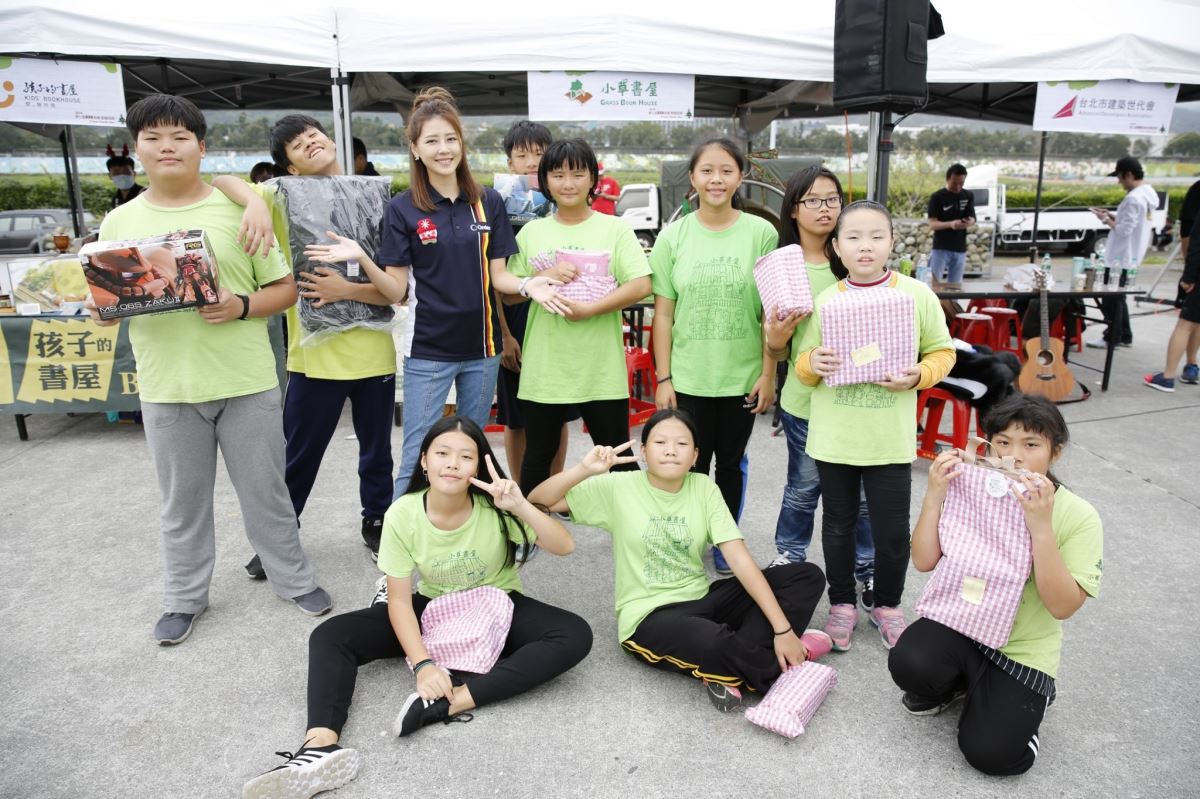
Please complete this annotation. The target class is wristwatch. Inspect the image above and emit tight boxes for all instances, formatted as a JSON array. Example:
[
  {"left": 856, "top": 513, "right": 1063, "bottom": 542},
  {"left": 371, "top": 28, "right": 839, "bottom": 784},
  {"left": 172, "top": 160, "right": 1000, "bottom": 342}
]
[{"left": 237, "top": 293, "right": 251, "bottom": 320}]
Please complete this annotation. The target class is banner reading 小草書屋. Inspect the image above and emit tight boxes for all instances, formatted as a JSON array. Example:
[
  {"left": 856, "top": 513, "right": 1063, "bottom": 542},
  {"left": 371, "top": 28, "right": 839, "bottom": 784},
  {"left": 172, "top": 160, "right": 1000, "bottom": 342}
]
[
  {"left": 1033, "top": 80, "right": 1178, "bottom": 135},
  {"left": 528, "top": 72, "right": 694, "bottom": 122},
  {"left": 0, "top": 57, "right": 126, "bottom": 128}
]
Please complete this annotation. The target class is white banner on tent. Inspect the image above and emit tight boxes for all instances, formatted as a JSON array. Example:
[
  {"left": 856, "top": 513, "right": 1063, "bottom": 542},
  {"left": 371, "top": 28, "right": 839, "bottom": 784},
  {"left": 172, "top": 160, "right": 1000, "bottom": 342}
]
[
  {"left": 1032, "top": 80, "right": 1178, "bottom": 135},
  {"left": 0, "top": 58, "right": 126, "bottom": 128},
  {"left": 528, "top": 72, "right": 694, "bottom": 121}
]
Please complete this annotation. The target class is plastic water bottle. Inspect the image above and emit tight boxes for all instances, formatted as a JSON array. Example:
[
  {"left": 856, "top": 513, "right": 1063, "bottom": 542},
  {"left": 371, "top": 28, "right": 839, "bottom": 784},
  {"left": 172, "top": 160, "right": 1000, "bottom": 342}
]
[
  {"left": 1128, "top": 257, "right": 1139, "bottom": 286},
  {"left": 1041, "top": 252, "right": 1053, "bottom": 273},
  {"left": 898, "top": 254, "right": 914, "bottom": 277},
  {"left": 916, "top": 255, "right": 932, "bottom": 286}
]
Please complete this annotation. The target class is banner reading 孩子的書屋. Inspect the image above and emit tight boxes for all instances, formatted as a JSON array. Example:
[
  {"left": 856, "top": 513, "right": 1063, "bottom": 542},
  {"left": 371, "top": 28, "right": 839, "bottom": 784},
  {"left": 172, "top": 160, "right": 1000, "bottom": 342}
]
[{"left": 528, "top": 71, "right": 694, "bottom": 122}]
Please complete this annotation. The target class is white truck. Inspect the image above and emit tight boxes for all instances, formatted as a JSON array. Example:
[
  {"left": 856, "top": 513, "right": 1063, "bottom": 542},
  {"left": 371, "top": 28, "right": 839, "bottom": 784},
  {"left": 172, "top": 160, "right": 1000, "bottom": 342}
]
[{"left": 966, "top": 164, "right": 1168, "bottom": 257}]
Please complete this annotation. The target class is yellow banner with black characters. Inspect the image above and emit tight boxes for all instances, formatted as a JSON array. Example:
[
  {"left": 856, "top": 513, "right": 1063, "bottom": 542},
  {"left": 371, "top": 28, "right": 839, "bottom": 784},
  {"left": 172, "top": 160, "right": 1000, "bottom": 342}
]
[{"left": 0, "top": 317, "right": 140, "bottom": 414}]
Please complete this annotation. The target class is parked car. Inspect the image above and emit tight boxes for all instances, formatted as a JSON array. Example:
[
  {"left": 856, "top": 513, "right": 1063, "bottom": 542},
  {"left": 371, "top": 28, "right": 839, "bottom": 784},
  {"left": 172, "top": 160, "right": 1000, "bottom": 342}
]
[{"left": 0, "top": 208, "right": 99, "bottom": 254}]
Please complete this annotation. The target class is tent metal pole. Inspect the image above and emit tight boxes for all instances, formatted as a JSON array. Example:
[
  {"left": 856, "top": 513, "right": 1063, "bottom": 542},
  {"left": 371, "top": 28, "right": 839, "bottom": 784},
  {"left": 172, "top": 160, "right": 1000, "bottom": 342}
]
[
  {"left": 60, "top": 128, "right": 85, "bottom": 237},
  {"left": 1030, "top": 130, "right": 1048, "bottom": 259},
  {"left": 866, "top": 112, "right": 880, "bottom": 201},
  {"left": 329, "top": 69, "right": 354, "bottom": 175},
  {"left": 873, "top": 111, "right": 894, "bottom": 204}
]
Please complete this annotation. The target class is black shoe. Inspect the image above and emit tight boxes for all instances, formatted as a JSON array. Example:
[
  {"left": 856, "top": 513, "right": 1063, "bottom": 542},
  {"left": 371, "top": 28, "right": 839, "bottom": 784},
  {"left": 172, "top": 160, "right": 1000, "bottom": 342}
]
[
  {"left": 859, "top": 578, "right": 875, "bottom": 611},
  {"left": 902, "top": 690, "right": 966, "bottom": 716},
  {"left": 393, "top": 693, "right": 472, "bottom": 737},
  {"left": 362, "top": 516, "right": 383, "bottom": 562},
  {"left": 703, "top": 680, "right": 743, "bottom": 713},
  {"left": 244, "top": 554, "right": 266, "bottom": 580}
]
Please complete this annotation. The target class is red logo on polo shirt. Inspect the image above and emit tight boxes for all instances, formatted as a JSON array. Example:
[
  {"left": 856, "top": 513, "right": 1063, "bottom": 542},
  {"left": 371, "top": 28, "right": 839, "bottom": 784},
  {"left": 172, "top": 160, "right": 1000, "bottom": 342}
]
[{"left": 417, "top": 217, "right": 438, "bottom": 246}]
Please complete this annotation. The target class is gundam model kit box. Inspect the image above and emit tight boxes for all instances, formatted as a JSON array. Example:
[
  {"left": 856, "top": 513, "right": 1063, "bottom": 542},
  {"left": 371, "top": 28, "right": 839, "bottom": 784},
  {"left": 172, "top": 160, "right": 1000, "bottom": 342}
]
[{"left": 79, "top": 230, "right": 220, "bottom": 320}]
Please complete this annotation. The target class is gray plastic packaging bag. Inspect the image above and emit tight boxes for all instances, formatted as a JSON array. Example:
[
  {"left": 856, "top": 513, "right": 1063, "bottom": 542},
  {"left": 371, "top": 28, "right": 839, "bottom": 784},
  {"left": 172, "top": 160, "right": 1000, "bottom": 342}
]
[{"left": 269, "top": 174, "right": 395, "bottom": 347}]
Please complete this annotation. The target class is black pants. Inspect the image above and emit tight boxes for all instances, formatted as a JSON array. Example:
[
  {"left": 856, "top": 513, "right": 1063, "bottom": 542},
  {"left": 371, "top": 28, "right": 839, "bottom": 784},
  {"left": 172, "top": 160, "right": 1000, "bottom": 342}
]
[
  {"left": 622, "top": 562, "right": 825, "bottom": 694},
  {"left": 306, "top": 593, "right": 592, "bottom": 735},
  {"left": 1097, "top": 296, "right": 1132, "bottom": 344},
  {"left": 284, "top": 372, "right": 395, "bottom": 520},
  {"left": 675, "top": 393, "right": 756, "bottom": 520},
  {"left": 816, "top": 461, "right": 910, "bottom": 607},
  {"left": 520, "top": 398, "right": 635, "bottom": 492},
  {"left": 889, "top": 618, "right": 1048, "bottom": 776}
]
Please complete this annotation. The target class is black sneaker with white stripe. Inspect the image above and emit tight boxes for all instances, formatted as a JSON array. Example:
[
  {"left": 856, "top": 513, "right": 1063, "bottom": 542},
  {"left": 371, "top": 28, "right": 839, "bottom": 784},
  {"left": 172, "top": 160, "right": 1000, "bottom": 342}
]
[
  {"left": 241, "top": 742, "right": 358, "bottom": 799},
  {"left": 393, "top": 693, "right": 472, "bottom": 737}
]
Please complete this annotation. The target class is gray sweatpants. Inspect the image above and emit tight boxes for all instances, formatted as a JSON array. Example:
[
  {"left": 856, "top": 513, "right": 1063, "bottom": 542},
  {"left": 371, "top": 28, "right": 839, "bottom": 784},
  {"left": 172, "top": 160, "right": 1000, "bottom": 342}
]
[{"left": 141, "top": 387, "right": 318, "bottom": 614}]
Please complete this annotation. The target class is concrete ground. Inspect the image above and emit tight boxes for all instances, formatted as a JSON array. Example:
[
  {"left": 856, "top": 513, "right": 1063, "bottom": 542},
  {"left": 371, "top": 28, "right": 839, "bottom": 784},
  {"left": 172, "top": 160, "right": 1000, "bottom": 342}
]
[{"left": 2, "top": 298, "right": 1198, "bottom": 799}]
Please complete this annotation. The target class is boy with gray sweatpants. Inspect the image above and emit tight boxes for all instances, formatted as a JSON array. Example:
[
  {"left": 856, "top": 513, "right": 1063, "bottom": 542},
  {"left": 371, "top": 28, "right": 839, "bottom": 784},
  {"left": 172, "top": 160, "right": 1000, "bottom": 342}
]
[{"left": 86, "top": 93, "right": 332, "bottom": 645}]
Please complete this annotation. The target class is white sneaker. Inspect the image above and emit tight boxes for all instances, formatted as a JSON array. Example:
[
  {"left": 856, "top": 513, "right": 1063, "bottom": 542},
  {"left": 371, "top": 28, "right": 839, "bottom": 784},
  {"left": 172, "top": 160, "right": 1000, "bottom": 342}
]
[
  {"left": 370, "top": 575, "right": 388, "bottom": 606},
  {"left": 1085, "top": 338, "right": 1109, "bottom": 349},
  {"left": 768, "top": 555, "right": 792, "bottom": 568},
  {"left": 242, "top": 744, "right": 358, "bottom": 799}
]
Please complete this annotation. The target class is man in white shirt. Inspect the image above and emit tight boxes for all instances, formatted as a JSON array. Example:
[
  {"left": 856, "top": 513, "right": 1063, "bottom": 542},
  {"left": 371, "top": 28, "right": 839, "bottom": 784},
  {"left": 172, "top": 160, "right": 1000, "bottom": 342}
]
[{"left": 1087, "top": 156, "right": 1158, "bottom": 348}]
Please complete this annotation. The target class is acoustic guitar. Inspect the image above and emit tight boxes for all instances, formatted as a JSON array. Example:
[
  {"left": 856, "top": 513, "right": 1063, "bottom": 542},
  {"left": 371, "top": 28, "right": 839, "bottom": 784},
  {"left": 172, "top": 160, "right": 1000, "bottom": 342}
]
[{"left": 1018, "top": 268, "right": 1074, "bottom": 401}]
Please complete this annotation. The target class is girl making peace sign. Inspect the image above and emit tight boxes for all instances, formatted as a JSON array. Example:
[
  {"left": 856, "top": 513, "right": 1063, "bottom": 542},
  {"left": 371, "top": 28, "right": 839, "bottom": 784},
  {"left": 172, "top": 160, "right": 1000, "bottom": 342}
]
[
  {"left": 243, "top": 416, "right": 591, "bottom": 799},
  {"left": 529, "top": 409, "right": 829, "bottom": 712}
]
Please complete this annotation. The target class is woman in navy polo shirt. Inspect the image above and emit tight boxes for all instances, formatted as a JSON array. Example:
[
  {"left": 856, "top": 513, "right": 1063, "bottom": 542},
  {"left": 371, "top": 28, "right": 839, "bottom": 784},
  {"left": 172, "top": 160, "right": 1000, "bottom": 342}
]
[{"left": 378, "top": 87, "right": 562, "bottom": 495}]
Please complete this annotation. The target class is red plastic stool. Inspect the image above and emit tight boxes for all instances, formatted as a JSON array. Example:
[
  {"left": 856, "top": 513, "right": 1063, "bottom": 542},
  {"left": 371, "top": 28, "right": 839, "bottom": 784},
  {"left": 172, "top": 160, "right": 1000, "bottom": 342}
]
[
  {"left": 966, "top": 298, "right": 1008, "bottom": 313},
  {"left": 1050, "top": 312, "right": 1084, "bottom": 353},
  {"left": 625, "top": 346, "right": 658, "bottom": 428},
  {"left": 951, "top": 312, "right": 993, "bottom": 348},
  {"left": 979, "top": 306, "right": 1022, "bottom": 354},
  {"left": 916, "top": 387, "right": 978, "bottom": 460}
]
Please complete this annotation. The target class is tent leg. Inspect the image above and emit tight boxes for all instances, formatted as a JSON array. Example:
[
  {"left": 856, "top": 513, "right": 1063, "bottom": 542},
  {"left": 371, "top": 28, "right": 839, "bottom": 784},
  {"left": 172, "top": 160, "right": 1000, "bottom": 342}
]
[
  {"left": 1030, "top": 131, "right": 1048, "bottom": 260},
  {"left": 869, "top": 111, "right": 893, "bottom": 204},
  {"left": 59, "top": 128, "right": 85, "bottom": 237},
  {"left": 330, "top": 68, "right": 354, "bottom": 175}
]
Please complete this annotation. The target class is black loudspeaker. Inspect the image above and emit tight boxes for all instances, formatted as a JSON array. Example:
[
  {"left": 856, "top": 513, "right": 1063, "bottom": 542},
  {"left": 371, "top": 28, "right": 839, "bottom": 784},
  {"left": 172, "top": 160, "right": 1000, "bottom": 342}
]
[{"left": 833, "top": 0, "right": 932, "bottom": 111}]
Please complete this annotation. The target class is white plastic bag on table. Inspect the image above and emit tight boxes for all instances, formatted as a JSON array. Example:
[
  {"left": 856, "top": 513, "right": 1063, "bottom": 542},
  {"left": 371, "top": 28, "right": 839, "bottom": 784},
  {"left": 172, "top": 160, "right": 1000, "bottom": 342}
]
[{"left": 268, "top": 175, "right": 395, "bottom": 347}]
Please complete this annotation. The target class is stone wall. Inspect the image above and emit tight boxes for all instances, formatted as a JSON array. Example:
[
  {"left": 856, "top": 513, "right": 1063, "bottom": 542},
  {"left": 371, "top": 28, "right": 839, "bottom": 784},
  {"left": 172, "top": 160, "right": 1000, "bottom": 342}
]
[{"left": 886, "top": 220, "right": 995, "bottom": 275}]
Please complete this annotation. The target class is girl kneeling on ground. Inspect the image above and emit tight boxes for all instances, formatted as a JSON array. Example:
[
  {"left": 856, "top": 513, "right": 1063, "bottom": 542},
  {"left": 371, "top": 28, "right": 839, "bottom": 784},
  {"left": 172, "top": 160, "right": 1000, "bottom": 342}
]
[
  {"left": 243, "top": 416, "right": 592, "bottom": 799},
  {"left": 529, "top": 408, "right": 829, "bottom": 712},
  {"left": 889, "top": 394, "right": 1103, "bottom": 775}
]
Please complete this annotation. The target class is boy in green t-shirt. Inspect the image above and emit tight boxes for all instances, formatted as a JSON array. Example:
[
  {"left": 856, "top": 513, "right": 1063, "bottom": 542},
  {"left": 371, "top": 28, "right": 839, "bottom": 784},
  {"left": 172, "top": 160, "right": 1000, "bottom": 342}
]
[
  {"left": 85, "top": 95, "right": 331, "bottom": 645},
  {"left": 214, "top": 115, "right": 405, "bottom": 570}
]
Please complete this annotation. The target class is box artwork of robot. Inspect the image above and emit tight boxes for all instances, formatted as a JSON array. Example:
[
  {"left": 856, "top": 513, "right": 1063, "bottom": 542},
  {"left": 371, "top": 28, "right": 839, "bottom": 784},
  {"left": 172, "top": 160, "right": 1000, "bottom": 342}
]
[{"left": 79, "top": 230, "right": 220, "bottom": 320}]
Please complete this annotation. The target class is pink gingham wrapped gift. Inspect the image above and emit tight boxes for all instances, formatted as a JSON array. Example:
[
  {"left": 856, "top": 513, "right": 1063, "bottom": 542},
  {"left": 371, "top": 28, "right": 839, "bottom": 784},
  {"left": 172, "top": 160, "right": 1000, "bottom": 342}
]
[
  {"left": 744, "top": 661, "right": 838, "bottom": 739},
  {"left": 915, "top": 460, "right": 1033, "bottom": 648},
  {"left": 753, "top": 244, "right": 814, "bottom": 321},
  {"left": 819, "top": 285, "right": 916, "bottom": 387},
  {"left": 409, "top": 586, "right": 514, "bottom": 674},
  {"left": 537, "top": 249, "right": 617, "bottom": 304}
]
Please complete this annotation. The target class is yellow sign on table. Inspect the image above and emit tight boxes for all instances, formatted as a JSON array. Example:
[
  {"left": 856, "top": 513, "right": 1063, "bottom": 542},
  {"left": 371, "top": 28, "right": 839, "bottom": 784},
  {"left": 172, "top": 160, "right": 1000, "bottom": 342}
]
[{"left": 16, "top": 318, "right": 121, "bottom": 404}]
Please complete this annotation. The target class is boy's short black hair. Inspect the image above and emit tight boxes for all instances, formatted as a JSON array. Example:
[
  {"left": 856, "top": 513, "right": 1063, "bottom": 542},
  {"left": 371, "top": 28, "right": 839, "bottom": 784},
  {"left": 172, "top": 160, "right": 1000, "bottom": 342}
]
[
  {"left": 352, "top": 137, "right": 368, "bottom": 159},
  {"left": 537, "top": 139, "right": 599, "bottom": 204},
  {"left": 502, "top": 121, "right": 553, "bottom": 159},
  {"left": 946, "top": 163, "right": 968, "bottom": 179},
  {"left": 125, "top": 94, "right": 207, "bottom": 142},
  {"left": 106, "top": 155, "right": 135, "bottom": 171},
  {"left": 270, "top": 114, "right": 327, "bottom": 170}
]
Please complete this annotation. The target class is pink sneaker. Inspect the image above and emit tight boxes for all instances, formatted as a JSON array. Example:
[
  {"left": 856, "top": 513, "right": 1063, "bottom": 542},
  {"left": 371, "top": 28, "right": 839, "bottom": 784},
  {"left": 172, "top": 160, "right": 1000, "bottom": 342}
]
[
  {"left": 869, "top": 606, "right": 908, "bottom": 649},
  {"left": 823, "top": 603, "right": 858, "bottom": 651},
  {"left": 799, "top": 629, "right": 833, "bottom": 661}
]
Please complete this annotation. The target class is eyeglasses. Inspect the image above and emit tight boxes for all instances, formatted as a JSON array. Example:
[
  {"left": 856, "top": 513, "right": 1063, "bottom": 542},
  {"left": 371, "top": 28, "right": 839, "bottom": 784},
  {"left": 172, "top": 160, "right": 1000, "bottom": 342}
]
[{"left": 798, "top": 196, "right": 843, "bottom": 210}]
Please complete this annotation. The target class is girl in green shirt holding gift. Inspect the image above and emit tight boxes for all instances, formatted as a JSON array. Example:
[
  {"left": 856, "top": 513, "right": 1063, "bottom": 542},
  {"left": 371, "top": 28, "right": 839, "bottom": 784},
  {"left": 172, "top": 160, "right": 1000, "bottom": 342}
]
[
  {"left": 243, "top": 416, "right": 591, "bottom": 799},
  {"left": 529, "top": 408, "right": 829, "bottom": 713},
  {"left": 651, "top": 139, "right": 779, "bottom": 576}
]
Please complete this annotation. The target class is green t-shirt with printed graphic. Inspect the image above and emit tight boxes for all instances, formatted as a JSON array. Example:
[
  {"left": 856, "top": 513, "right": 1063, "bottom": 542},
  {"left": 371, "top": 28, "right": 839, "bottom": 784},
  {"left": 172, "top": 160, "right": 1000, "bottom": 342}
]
[
  {"left": 650, "top": 213, "right": 778, "bottom": 396},
  {"left": 998, "top": 486, "right": 1103, "bottom": 678},
  {"left": 98, "top": 189, "right": 290, "bottom": 404},
  {"left": 565, "top": 470, "right": 743, "bottom": 642},
  {"left": 798, "top": 272, "right": 953, "bottom": 465},
  {"left": 778, "top": 259, "right": 840, "bottom": 420},
  {"left": 507, "top": 213, "right": 651, "bottom": 403},
  {"left": 378, "top": 491, "right": 533, "bottom": 599}
]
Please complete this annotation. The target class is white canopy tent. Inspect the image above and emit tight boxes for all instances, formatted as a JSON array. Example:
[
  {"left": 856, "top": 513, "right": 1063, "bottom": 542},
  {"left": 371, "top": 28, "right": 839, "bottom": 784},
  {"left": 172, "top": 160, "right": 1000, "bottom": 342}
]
[{"left": 3, "top": 0, "right": 1199, "bottom": 209}]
